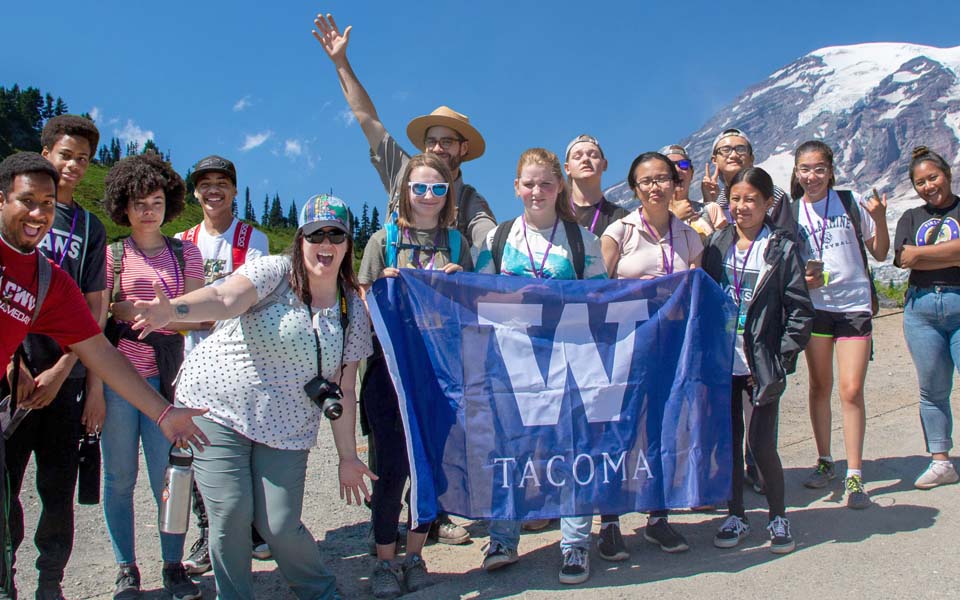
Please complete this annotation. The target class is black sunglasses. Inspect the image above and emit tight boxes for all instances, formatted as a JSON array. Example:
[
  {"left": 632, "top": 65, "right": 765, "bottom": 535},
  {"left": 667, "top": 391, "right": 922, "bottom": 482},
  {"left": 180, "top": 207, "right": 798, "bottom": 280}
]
[{"left": 304, "top": 230, "right": 347, "bottom": 244}]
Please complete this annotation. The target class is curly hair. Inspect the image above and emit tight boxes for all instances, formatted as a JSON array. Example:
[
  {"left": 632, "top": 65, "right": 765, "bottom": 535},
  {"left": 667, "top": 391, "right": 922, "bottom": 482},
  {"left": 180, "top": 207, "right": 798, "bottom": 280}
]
[
  {"left": 103, "top": 151, "right": 185, "bottom": 226},
  {"left": 0, "top": 152, "right": 60, "bottom": 196},
  {"left": 40, "top": 115, "right": 100, "bottom": 155}
]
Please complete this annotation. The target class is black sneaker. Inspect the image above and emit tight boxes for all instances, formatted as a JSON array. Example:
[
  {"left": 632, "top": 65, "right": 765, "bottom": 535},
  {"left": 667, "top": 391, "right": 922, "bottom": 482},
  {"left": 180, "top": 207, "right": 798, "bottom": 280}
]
[
  {"left": 597, "top": 523, "right": 629, "bottom": 561},
  {"left": 713, "top": 515, "right": 750, "bottom": 549},
  {"left": 35, "top": 582, "right": 66, "bottom": 600},
  {"left": 113, "top": 565, "right": 141, "bottom": 600},
  {"left": 558, "top": 547, "right": 590, "bottom": 585},
  {"left": 162, "top": 563, "right": 201, "bottom": 600},
  {"left": 183, "top": 531, "right": 211, "bottom": 575},
  {"left": 802, "top": 459, "right": 836, "bottom": 489},
  {"left": 643, "top": 518, "right": 689, "bottom": 553},
  {"left": 767, "top": 516, "right": 795, "bottom": 554}
]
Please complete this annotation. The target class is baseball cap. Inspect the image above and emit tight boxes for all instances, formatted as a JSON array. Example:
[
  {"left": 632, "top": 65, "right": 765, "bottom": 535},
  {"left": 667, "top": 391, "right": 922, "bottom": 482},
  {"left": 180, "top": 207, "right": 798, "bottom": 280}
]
[
  {"left": 190, "top": 155, "right": 237, "bottom": 186},
  {"left": 298, "top": 194, "right": 351, "bottom": 235},
  {"left": 712, "top": 129, "right": 753, "bottom": 154},
  {"left": 565, "top": 134, "right": 604, "bottom": 160},
  {"left": 658, "top": 144, "right": 690, "bottom": 159}
]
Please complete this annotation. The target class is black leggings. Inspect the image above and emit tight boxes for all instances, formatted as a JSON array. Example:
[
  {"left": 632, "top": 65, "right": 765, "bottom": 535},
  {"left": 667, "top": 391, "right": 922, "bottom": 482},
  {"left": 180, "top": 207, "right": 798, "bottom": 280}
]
[
  {"left": 728, "top": 375, "right": 785, "bottom": 520},
  {"left": 362, "top": 350, "right": 431, "bottom": 545}
]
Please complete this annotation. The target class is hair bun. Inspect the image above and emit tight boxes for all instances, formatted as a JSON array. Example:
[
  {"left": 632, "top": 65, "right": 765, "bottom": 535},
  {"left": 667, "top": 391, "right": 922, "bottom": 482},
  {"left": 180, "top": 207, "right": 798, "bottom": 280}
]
[{"left": 912, "top": 146, "right": 930, "bottom": 159}]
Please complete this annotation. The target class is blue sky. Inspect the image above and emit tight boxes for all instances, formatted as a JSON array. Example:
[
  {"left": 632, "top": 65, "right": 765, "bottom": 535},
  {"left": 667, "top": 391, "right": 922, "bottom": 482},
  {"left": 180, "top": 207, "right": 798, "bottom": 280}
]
[{"left": 6, "top": 1, "right": 959, "bottom": 222}]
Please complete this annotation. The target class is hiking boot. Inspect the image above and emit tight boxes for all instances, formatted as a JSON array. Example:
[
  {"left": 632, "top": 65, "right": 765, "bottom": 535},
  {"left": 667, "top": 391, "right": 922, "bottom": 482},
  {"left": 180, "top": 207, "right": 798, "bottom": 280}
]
[
  {"left": 183, "top": 532, "right": 211, "bottom": 575},
  {"left": 558, "top": 546, "right": 590, "bottom": 585},
  {"left": 370, "top": 560, "right": 402, "bottom": 599},
  {"left": 161, "top": 563, "right": 201, "bottom": 600},
  {"left": 35, "top": 583, "right": 66, "bottom": 600},
  {"left": 915, "top": 461, "right": 960, "bottom": 489},
  {"left": 113, "top": 565, "right": 141, "bottom": 600},
  {"left": 252, "top": 542, "right": 272, "bottom": 560},
  {"left": 643, "top": 518, "right": 689, "bottom": 553},
  {"left": 521, "top": 519, "right": 551, "bottom": 531},
  {"left": 802, "top": 459, "right": 836, "bottom": 489},
  {"left": 713, "top": 515, "right": 750, "bottom": 549},
  {"left": 401, "top": 553, "right": 430, "bottom": 593},
  {"left": 482, "top": 541, "right": 519, "bottom": 572},
  {"left": 844, "top": 474, "right": 871, "bottom": 509},
  {"left": 428, "top": 513, "right": 470, "bottom": 545},
  {"left": 767, "top": 516, "right": 795, "bottom": 554},
  {"left": 597, "top": 523, "right": 629, "bottom": 562}
]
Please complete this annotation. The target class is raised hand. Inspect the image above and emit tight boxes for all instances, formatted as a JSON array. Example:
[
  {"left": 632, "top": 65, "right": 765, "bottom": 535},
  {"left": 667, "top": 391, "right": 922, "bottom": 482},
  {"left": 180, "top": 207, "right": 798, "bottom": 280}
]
[
  {"left": 861, "top": 189, "right": 888, "bottom": 224},
  {"left": 701, "top": 161, "right": 721, "bottom": 203},
  {"left": 312, "top": 13, "right": 352, "bottom": 63},
  {"left": 132, "top": 281, "right": 175, "bottom": 338}
]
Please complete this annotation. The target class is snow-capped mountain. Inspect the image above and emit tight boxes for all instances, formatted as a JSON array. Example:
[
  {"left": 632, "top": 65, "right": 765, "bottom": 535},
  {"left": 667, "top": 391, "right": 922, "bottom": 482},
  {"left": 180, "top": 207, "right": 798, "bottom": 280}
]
[{"left": 605, "top": 42, "right": 960, "bottom": 279}]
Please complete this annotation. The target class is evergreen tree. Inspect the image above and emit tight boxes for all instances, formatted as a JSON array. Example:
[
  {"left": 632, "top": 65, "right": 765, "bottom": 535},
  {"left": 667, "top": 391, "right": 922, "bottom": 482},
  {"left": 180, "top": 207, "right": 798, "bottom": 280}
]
[
  {"left": 42, "top": 94, "right": 55, "bottom": 120},
  {"left": 358, "top": 203, "right": 371, "bottom": 250},
  {"left": 269, "top": 193, "right": 283, "bottom": 227},
  {"left": 110, "top": 138, "right": 121, "bottom": 164},
  {"left": 262, "top": 195, "right": 270, "bottom": 226},
  {"left": 243, "top": 187, "right": 256, "bottom": 223},
  {"left": 286, "top": 201, "right": 298, "bottom": 228},
  {"left": 142, "top": 139, "right": 159, "bottom": 155},
  {"left": 370, "top": 207, "right": 381, "bottom": 234},
  {"left": 53, "top": 97, "right": 68, "bottom": 116},
  {"left": 125, "top": 140, "right": 139, "bottom": 156}
]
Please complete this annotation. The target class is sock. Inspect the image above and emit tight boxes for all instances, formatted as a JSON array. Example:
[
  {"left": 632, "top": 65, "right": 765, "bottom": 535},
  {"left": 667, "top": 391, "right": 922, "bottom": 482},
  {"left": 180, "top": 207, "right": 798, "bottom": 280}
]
[
  {"left": 647, "top": 516, "right": 665, "bottom": 525},
  {"left": 846, "top": 468, "right": 862, "bottom": 479},
  {"left": 820, "top": 455, "right": 834, "bottom": 464},
  {"left": 933, "top": 459, "right": 952, "bottom": 465}
]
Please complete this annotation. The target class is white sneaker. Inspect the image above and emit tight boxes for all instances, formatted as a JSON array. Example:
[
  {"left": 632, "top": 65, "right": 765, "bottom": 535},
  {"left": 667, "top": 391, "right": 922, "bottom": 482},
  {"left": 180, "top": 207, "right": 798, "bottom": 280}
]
[{"left": 915, "top": 461, "right": 959, "bottom": 489}]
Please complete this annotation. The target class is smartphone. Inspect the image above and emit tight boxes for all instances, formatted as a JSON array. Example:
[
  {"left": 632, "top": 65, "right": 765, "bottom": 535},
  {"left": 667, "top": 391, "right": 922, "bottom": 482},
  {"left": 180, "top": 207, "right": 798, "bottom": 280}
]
[{"left": 805, "top": 259, "right": 824, "bottom": 275}]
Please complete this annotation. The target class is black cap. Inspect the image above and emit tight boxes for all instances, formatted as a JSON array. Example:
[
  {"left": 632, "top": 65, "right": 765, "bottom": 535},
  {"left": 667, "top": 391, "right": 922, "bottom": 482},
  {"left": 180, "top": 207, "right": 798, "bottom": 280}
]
[{"left": 190, "top": 155, "right": 236, "bottom": 186}]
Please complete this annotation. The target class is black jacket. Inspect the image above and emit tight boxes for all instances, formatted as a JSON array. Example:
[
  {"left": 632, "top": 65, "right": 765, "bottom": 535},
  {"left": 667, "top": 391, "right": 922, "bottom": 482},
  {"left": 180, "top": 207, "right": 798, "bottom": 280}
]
[{"left": 702, "top": 222, "right": 814, "bottom": 405}]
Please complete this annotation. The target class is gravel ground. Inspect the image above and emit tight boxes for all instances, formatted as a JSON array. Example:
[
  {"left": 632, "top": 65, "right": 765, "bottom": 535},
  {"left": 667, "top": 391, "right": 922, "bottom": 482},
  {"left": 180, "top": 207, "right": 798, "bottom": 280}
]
[{"left": 12, "top": 309, "right": 960, "bottom": 599}]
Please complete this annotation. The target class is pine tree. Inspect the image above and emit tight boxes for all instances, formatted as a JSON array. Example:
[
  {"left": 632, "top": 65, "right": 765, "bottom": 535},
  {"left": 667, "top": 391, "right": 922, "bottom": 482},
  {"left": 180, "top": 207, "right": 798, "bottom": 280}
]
[
  {"left": 243, "top": 187, "right": 255, "bottom": 222},
  {"left": 110, "top": 138, "right": 121, "bottom": 164},
  {"left": 286, "top": 201, "right": 298, "bottom": 228},
  {"left": 269, "top": 194, "right": 283, "bottom": 227},
  {"left": 41, "top": 94, "right": 55, "bottom": 120},
  {"left": 370, "top": 207, "right": 381, "bottom": 234},
  {"left": 53, "top": 97, "right": 68, "bottom": 116},
  {"left": 142, "top": 139, "right": 159, "bottom": 155},
  {"left": 262, "top": 195, "right": 270, "bottom": 227},
  {"left": 358, "top": 203, "right": 371, "bottom": 250}
]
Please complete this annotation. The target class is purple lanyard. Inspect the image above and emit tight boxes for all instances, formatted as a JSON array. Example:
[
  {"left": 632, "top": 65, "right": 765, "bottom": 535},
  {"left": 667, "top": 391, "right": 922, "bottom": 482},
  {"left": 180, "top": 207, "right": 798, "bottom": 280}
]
[
  {"left": 570, "top": 200, "right": 603, "bottom": 234},
  {"left": 521, "top": 215, "right": 559, "bottom": 279},
  {"left": 802, "top": 190, "right": 831, "bottom": 260},
  {"left": 638, "top": 211, "right": 675, "bottom": 275},
  {"left": 402, "top": 228, "right": 442, "bottom": 270},
  {"left": 126, "top": 238, "right": 180, "bottom": 298},
  {"left": 731, "top": 235, "right": 758, "bottom": 305},
  {"left": 48, "top": 206, "right": 79, "bottom": 267}
]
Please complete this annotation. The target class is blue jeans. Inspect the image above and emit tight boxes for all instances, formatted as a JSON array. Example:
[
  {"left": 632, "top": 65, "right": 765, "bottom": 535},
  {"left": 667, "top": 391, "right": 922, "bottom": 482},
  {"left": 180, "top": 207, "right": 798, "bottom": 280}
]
[
  {"left": 102, "top": 376, "right": 185, "bottom": 565},
  {"left": 488, "top": 516, "right": 591, "bottom": 553},
  {"left": 903, "top": 287, "right": 960, "bottom": 454}
]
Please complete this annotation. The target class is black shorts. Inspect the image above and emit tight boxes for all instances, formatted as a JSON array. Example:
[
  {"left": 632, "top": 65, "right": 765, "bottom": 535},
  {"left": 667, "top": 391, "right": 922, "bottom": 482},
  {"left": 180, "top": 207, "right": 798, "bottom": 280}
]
[{"left": 810, "top": 310, "right": 872, "bottom": 340}]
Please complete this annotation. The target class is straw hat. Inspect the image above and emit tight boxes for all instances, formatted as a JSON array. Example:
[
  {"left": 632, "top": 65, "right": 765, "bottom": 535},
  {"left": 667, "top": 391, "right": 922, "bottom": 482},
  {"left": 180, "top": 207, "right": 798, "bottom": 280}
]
[{"left": 406, "top": 106, "right": 485, "bottom": 161}]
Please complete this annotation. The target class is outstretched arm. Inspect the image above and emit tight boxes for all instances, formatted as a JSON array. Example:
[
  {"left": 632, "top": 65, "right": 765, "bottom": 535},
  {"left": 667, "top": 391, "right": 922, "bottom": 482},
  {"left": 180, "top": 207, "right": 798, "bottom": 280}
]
[{"left": 312, "top": 13, "right": 387, "bottom": 150}]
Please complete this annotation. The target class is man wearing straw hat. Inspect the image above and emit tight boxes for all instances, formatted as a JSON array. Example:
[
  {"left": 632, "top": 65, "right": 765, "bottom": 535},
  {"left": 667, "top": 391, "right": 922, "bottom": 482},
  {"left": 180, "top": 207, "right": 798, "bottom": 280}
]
[{"left": 312, "top": 13, "right": 496, "bottom": 252}]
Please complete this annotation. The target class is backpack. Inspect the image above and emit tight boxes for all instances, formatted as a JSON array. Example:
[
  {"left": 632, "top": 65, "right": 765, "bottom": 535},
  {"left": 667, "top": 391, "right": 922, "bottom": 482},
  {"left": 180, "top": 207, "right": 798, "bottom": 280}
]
[
  {"left": 790, "top": 190, "right": 879, "bottom": 315},
  {"left": 30, "top": 252, "right": 53, "bottom": 324},
  {"left": 108, "top": 237, "right": 186, "bottom": 304},
  {"left": 491, "top": 218, "right": 585, "bottom": 280},
  {"left": 384, "top": 222, "right": 463, "bottom": 270},
  {"left": 181, "top": 221, "right": 254, "bottom": 269}
]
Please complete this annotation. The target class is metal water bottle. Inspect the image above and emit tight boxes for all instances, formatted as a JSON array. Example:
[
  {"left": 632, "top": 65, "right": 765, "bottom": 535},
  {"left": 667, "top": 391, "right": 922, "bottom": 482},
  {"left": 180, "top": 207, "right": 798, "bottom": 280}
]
[{"left": 159, "top": 445, "right": 194, "bottom": 534}]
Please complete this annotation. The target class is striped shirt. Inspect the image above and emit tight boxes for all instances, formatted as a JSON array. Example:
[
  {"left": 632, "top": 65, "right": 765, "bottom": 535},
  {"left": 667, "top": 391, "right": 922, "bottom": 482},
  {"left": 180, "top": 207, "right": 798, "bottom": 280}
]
[{"left": 106, "top": 238, "right": 203, "bottom": 376}]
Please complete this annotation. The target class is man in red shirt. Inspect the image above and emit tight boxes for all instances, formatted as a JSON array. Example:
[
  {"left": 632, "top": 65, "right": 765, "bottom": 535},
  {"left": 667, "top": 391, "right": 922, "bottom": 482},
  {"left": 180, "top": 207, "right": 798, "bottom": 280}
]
[{"left": 0, "top": 152, "right": 208, "bottom": 599}]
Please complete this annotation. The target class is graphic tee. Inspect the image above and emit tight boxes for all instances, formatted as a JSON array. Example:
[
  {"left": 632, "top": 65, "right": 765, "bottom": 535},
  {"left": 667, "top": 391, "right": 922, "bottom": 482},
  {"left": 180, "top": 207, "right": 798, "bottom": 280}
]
[
  {"left": 719, "top": 227, "right": 772, "bottom": 376},
  {"left": 796, "top": 189, "right": 876, "bottom": 313},
  {"left": 175, "top": 219, "right": 269, "bottom": 354},
  {"left": 894, "top": 195, "right": 960, "bottom": 288},
  {"left": 1, "top": 235, "right": 100, "bottom": 373},
  {"left": 475, "top": 218, "right": 607, "bottom": 280}
]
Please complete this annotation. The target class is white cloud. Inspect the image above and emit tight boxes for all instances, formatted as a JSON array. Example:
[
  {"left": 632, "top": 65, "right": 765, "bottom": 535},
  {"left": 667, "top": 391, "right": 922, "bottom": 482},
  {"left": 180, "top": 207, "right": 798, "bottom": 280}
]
[
  {"left": 337, "top": 107, "right": 356, "bottom": 127},
  {"left": 240, "top": 131, "right": 272, "bottom": 151},
  {"left": 233, "top": 95, "right": 252, "bottom": 112},
  {"left": 115, "top": 119, "right": 155, "bottom": 148},
  {"left": 89, "top": 106, "right": 102, "bottom": 123},
  {"left": 284, "top": 139, "right": 303, "bottom": 157}
]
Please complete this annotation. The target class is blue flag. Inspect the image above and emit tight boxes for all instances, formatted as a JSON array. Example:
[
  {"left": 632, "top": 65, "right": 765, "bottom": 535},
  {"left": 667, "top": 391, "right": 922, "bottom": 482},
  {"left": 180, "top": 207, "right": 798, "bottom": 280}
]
[{"left": 368, "top": 269, "right": 737, "bottom": 527}]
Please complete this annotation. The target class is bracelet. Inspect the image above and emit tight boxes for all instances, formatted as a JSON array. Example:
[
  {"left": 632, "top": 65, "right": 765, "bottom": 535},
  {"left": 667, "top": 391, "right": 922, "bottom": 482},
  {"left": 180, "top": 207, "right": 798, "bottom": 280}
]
[{"left": 156, "top": 404, "right": 174, "bottom": 426}]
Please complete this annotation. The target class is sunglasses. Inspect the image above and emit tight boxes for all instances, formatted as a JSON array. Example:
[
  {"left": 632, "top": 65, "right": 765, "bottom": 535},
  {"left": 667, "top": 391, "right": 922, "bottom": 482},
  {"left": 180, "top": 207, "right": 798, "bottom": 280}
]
[
  {"left": 304, "top": 230, "right": 347, "bottom": 244},
  {"left": 673, "top": 159, "right": 692, "bottom": 171},
  {"left": 409, "top": 182, "right": 449, "bottom": 197}
]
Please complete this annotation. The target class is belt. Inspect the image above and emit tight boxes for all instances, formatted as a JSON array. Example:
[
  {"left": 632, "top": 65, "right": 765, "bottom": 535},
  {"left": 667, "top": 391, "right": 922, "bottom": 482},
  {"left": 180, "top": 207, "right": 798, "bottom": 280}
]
[{"left": 910, "top": 285, "right": 960, "bottom": 294}]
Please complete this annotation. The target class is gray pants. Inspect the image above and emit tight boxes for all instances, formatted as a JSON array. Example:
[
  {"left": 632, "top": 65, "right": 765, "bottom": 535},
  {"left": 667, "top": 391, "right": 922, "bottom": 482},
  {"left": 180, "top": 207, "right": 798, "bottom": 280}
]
[{"left": 192, "top": 416, "right": 337, "bottom": 600}]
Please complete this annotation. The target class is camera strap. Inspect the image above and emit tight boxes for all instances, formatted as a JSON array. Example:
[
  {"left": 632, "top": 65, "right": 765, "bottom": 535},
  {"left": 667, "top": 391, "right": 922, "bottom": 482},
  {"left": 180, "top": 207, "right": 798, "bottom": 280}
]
[{"left": 308, "top": 284, "right": 349, "bottom": 387}]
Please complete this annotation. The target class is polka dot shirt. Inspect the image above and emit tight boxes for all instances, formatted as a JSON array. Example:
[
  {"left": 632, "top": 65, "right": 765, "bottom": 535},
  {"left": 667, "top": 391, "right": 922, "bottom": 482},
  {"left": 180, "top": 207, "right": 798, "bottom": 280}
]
[{"left": 175, "top": 255, "right": 373, "bottom": 449}]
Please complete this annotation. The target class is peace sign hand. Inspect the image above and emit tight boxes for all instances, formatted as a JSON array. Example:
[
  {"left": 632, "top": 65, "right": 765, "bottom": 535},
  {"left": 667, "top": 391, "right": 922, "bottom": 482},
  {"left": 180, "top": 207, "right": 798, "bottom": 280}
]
[
  {"left": 701, "top": 161, "right": 721, "bottom": 203},
  {"left": 132, "top": 281, "right": 176, "bottom": 339},
  {"left": 312, "top": 13, "right": 352, "bottom": 64}
]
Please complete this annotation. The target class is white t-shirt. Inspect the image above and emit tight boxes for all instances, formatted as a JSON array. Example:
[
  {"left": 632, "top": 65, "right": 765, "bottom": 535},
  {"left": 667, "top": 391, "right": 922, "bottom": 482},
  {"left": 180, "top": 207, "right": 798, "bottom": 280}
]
[
  {"left": 720, "top": 228, "right": 772, "bottom": 376},
  {"left": 474, "top": 218, "right": 607, "bottom": 280},
  {"left": 175, "top": 219, "right": 270, "bottom": 354},
  {"left": 796, "top": 190, "right": 876, "bottom": 313},
  {"left": 175, "top": 255, "right": 373, "bottom": 450}
]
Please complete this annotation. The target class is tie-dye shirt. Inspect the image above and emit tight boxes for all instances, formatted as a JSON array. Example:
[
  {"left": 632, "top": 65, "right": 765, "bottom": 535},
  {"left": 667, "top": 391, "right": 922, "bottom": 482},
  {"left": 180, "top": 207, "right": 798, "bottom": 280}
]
[{"left": 475, "top": 217, "right": 607, "bottom": 280}]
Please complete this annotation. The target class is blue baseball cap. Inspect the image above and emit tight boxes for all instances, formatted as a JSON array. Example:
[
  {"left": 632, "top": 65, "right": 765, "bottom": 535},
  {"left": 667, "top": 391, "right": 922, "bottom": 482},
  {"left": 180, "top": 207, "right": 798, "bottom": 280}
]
[{"left": 298, "top": 194, "right": 351, "bottom": 235}]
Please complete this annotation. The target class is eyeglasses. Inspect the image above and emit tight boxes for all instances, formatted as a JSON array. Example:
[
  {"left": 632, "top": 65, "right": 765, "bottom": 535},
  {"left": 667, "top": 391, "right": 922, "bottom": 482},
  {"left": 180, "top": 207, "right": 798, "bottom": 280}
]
[
  {"left": 715, "top": 145, "right": 750, "bottom": 157},
  {"left": 635, "top": 175, "right": 674, "bottom": 189},
  {"left": 795, "top": 166, "right": 831, "bottom": 177},
  {"left": 424, "top": 137, "right": 463, "bottom": 150},
  {"left": 304, "top": 230, "right": 347, "bottom": 244},
  {"left": 408, "top": 182, "right": 449, "bottom": 197},
  {"left": 672, "top": 159, "right": 692, "bottom": 171}
]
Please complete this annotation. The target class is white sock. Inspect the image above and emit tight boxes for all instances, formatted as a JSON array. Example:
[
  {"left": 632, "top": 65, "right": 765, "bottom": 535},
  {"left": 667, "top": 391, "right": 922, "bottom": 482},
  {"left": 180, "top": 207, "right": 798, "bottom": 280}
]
[
  {"left": 846, "top": 468, "right": 862, "bottom": 478},
  {"left": 820, "top": 455, "right": 834, "bottom": 463},
  {"left": 933, "top": 459, "right": 952, "bottom": 466}
]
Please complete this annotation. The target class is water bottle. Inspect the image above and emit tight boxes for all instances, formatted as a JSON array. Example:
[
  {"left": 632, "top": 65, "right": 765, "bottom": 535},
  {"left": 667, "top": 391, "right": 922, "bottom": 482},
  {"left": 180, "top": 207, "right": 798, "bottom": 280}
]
[
  {"left": 159, "top": 445, "right": 194, "bottom": 534},
  {"left": 77, "top": 432, "right": 101, "bottom": 505}
]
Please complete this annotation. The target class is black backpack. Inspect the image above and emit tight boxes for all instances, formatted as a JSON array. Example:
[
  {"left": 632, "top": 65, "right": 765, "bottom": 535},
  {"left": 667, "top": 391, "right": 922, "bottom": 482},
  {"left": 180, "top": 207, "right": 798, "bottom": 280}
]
[{"left": 490, "top": 218, "right": 585, "bottom": 280}]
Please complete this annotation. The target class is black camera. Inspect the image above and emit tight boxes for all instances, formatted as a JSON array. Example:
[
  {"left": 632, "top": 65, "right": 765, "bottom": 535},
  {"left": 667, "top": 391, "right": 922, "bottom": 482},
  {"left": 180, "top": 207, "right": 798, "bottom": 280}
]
[{"left": 303, "top": 376, "right": 344, "bottom": 420}]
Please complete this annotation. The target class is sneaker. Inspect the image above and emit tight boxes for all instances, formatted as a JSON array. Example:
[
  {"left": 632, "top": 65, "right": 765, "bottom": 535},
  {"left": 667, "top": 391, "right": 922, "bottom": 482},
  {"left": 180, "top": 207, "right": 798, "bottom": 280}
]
[
  {"left": 802, "top": 459, "right": 836, "bottom": 489},
  {"left": 844, "top": 474, "right": 871, "bottom": 509},
  {"left": 597, "top": 523, "right": 629, "bottom": 562},
  {"left": 713, "top": 515, "right": 750, "bottom": 549},
  {"left": 370, "top": 560, "right": 403, "bottom": 599},
  {"left": 35, "top": 583, "right": 66, "bottom": 600},
  {"left": 401, "top": 553, "right": 430, "bottom": 593},
  {"left": 521, "top": 518, "right": 551, "bottom": 531},
  {"left": 481, "top": 541, "right": 519, "bottom": 572},
  {"left": 252, "top": 542, "right": 272, "bottom": 560},
  {"left": 558, "top": 547, "right": 590, "bottom": 585},
  {"left": 643, "top": 519, "right": 689, "bottom": 553},
  {"left": 113, "top": 565, "right": 141, "bottom": 600},
  {"left": 766, "top": 516, "right": 795, "bottom": 554},
  {"left": 183, "top": 532, "right": 211, "bottom": 575},
  {"left": 161, "top": 563, "right": 201, "bottom": 600},
  {"left": 428, "top": 513, "right": 470, "bottom": 545},
  {"left": 915, "top": 461, "right": 960, "bottom": 489}
]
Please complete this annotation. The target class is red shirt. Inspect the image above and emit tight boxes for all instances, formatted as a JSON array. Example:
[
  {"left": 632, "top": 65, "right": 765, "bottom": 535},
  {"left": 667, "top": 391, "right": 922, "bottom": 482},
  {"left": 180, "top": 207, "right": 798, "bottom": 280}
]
[{"left": 1, "top": 236, "right": 101, "bottom": 373}]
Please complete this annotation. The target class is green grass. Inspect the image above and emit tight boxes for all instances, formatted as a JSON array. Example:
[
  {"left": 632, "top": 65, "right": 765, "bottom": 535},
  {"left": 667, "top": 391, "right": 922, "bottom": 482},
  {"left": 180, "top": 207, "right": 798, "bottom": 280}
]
[{"left": 876, "top": 278, "right": 908, "bottom": 308}]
